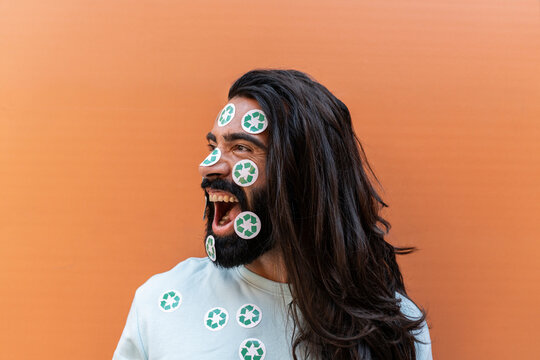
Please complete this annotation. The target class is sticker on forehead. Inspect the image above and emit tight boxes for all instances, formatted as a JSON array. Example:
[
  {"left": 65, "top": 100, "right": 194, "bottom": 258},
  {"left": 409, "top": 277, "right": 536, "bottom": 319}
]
[
  {"left": 232, "top": 160, "right": 259, "bottom": 187},
  {"left": 200, "top": 148, "right": 221, "bottom": 167},
  {"left": 241, "top": 109, "right": 268, "bottom": 134},
  {"left": 234, "top": 211, "right": 261, "bottom": 239},
  {"left": 205, "top": 235, "right": 216, "bottom": 262},
  {"left": 217, "top": 103, "right": 235, "bottom": 127}
]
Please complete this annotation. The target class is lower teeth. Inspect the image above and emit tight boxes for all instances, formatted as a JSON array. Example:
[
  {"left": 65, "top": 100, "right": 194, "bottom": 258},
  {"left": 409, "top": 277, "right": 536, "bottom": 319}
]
[{"left": 217, "top": 210, "right": 231, "bottom": 226}]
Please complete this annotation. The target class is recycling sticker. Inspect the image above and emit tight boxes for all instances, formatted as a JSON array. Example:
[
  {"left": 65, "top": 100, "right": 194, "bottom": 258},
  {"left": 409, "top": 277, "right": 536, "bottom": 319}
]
[
  {"left": 236, "top": 303, "right": 262, "bottom": 328},
  {"left": 218, "top": 103, "right": 235, "bottom": 127},
  {"left": 232, "top": 160, "right": 259, "bottom": 187},
  {"left": 241, "top": 110, "right": 267, "bottom": 134},
  {"left": 204, "top": 307, "right": 229, "bottom": 331},
  {"left": 205, "top": 235, "right": 216, "bottom": 262},
  {"left": 234, "top": 211, "right": 261, "bottom": 239},
  {"left": 158, "top": 290, "right": 182, "bottom": 312},
  {"left": 238, "top": 338, "right": 266, "bottom": 360},
  {"left": 200, "top": 148, "right": 221, "bottom": 167}
]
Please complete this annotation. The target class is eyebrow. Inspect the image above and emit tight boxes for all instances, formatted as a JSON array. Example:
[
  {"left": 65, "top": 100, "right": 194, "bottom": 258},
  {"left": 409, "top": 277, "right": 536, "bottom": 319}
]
[{"left": 206, "top": 132, "right": 267, "bottom": 151}]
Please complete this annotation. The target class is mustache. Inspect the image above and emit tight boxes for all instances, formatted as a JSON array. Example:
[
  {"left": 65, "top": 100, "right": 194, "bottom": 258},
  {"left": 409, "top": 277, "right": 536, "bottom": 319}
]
[{"left": 201, "top": 178, "right": 248, "bottom": 208}]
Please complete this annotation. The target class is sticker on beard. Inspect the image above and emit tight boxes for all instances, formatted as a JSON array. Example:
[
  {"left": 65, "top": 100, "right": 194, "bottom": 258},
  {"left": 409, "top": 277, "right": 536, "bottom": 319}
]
[
  {"left": 205, "top": 235, "right": 216, "bottom": 262},
  {"left": 200, "top": 148, "right": 221, "bottom": 167},
  {"left": 232, "top": 160, "right": 259, "bottom": 187},
  {"left": 234, "top": 211, "right": 261, "bottom": 239},
  {"left": 217, "top": 103, "right": 235, "bottom": 127},
  {"left": 241, "top": 109, "right": 267, "bottom": 134}
]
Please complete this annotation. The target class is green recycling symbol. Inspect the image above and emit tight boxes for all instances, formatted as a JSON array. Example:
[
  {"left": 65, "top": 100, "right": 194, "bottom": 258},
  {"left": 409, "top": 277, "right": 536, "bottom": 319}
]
[
  {"left": 234, "top": 211, "right": 261, "bottom": 239},
  {"left": 200, "top": 148, "right": 221, "bottom": 166},
  {"left": 233, "top": 160, "right": 258, "bottom": 187},
  {"left": 241, "top": 110, "right": 267, "bottom": 134},
  {"left": 238, "top": 338, "right": 266, "bottom": 360},
  {"left": 159, "top": 290, "right": 182, "bottom": 312},
  {"left": 236, "top": 303, "right": 262, "bottom": 328},
  {"left": 205, "top": 235, "right": 216, "bottom": 261},
  {"left": 218, "top": 104, "right": 235, "bottom": 126},
  {"left": 204, "top": 307, "right": 228, "bottom": 331}
]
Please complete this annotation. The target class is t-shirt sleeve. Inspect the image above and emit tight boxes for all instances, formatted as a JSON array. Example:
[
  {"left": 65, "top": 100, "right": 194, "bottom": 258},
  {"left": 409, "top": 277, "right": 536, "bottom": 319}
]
[
  {"left": 413, "top": 320, "right": 433, "bottom": 360},
  {"left": 397, "top": 293, "right": 433, "bottom": 360},
  {"left": 113, "top": 291, "right": 147, "bottom": 360}
]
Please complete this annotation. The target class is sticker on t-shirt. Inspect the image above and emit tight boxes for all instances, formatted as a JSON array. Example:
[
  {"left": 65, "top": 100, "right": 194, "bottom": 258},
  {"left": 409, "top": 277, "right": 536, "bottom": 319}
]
[
  {"left": 239, "top": 338, "right": 266, "bottom": 360},
  {"left": 204, "top": 307, "right": 229, "bottom": 331},
  {"left": 158, "top": 290, "right": 182, "bottom": 312},
  {"left": 236, "top": 303, "right": 262, "bottom": 328}
]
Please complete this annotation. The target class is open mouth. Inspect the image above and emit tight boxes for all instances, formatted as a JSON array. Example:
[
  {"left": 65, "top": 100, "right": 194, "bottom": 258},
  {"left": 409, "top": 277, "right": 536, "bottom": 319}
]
[{"left": 207, "top": 190, "right": 242, "bottom": 236}]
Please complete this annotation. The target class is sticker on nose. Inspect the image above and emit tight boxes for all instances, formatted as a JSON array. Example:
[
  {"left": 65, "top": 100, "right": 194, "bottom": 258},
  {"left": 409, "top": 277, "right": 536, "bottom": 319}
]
[
  {"left": 234, "top": 211, "right": 261, "bottom": 239},
  {"left": 218, "top": 103, "right": 236, "bottom": 127},
  {"left": 205, "top": 235, "right": 216, "bottom": 262},
  {"left": 232, "top": 160, "right": 259, "bottom": 187},
  {"left": 200, "top": 148, "right": 221, "bottom": 167},
  {"left": 241, "top": 109, "right": 267, "bottom": 134}
]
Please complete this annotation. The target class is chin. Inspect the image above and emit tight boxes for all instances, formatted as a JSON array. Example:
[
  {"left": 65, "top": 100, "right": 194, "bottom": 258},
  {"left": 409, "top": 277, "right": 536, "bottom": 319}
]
[{"left": 205, "top": 229, "right": 274, "bottom": 268}]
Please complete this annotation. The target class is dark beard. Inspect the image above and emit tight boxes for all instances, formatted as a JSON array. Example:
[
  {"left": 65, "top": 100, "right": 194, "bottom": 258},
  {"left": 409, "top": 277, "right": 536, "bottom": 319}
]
[{"left": 201, "top": 178, "right": 274, "bottom": 268}]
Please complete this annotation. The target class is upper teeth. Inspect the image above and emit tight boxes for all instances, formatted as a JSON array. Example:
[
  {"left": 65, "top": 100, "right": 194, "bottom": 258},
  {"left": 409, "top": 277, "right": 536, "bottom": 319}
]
[{"left": 209, "top": 194, "right": 239, "bottom": 202}]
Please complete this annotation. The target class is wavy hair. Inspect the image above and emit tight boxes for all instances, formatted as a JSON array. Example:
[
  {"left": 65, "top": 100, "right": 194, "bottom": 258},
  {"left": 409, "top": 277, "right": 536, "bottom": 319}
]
[{"left": 228, "top": 70, "right": 426, "bottom": 359}]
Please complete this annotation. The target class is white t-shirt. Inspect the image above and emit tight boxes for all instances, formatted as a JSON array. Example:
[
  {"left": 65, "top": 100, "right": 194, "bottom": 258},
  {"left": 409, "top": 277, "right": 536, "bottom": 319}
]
[{"left": 113, "top": 257, "right": 432, "bottom": 360}]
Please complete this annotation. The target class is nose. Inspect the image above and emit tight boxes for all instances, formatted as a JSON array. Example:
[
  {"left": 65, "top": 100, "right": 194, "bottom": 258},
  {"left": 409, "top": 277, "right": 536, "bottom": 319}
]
[{"left": 198, "top": 150, "right": 231, "bottom": 181}]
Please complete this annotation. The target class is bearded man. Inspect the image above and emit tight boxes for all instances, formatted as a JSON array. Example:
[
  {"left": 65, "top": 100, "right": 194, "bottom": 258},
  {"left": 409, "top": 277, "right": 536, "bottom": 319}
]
[{"left": 113, "top": 70, "right": 432, "bottom": 360}]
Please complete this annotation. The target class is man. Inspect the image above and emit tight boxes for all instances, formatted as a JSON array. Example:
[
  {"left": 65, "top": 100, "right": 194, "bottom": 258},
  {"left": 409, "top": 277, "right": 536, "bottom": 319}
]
[{"left": 114, "top": 70, "right": 432, "bottom": 360}]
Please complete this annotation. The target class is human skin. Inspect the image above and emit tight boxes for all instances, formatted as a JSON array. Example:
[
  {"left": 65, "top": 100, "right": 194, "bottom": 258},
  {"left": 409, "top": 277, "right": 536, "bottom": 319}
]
[{"left": 199, "top": 96, "right": 286, "bottom": 283}]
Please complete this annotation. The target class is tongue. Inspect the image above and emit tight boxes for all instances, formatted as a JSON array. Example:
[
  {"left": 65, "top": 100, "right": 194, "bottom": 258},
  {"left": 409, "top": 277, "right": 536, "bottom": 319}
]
[{"left": 219, "top": 210, "right": 231, "bottom": 225}]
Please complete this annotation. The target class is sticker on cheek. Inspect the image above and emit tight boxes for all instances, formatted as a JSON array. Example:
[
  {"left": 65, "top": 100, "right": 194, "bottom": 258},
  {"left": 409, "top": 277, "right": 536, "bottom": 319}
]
[
  {"left": 205, "top": 235, "right": 216, "bottom": 262},
  {"left": 232, "top": 160, "right": 259, "bottom": 187},
  {"left": 200, "top": 148, "right": 221, "bottom": 167},
  {"left": 217, "top": 103, "right": 235, "bottom": 127},
  {"left": 241, "top": 109, "right": 268, "bottom": 134},
  {"left": 234, "top": 211, "right": 261, "bottom": 239}
]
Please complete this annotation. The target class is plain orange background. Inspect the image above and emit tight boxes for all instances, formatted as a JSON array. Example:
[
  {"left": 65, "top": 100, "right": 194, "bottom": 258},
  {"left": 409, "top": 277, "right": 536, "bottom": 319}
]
[{"left": 1, "top": 1, "right": 539, "bottom": 359}]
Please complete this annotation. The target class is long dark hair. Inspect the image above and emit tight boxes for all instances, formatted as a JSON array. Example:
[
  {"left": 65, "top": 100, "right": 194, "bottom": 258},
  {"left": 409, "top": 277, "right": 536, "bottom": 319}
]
[{"left": 229, "top": 70, "right": 426, "bottom": 359}]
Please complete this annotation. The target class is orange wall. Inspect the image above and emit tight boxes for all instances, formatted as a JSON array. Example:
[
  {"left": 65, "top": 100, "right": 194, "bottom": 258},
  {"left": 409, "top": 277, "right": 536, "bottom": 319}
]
[{"left": 1, "top": 1, "right": 539, "bottom": 358}]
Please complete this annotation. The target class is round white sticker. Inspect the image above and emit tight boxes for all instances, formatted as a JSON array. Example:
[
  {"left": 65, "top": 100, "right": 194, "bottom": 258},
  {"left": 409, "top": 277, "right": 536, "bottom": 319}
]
[
  {"left": 241, "top": 109, "right": 268, "bottom": 134},
  {"left": 234, "top": 211, "right": 261, "bottom": 239},
  {"left": 232, "top": 160, "right": 259, "bottom": 187}
]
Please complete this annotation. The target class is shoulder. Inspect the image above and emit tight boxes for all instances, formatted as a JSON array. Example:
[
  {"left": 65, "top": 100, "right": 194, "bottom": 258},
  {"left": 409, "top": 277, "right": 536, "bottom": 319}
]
[
  {"left": 132, "top": 257, "right": 217, "bottom": 304},
  {"left": 396, "top": 293, "right": 433, "bottom": 360},
  {"left": 395, "top": 292, "right": 423, "bottom": 320}
]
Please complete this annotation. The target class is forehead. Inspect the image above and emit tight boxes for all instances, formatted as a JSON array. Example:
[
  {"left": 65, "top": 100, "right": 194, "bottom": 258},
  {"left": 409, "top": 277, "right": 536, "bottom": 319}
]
[{"left": 209, "top": 96, "right": 269, "bottom": 145}]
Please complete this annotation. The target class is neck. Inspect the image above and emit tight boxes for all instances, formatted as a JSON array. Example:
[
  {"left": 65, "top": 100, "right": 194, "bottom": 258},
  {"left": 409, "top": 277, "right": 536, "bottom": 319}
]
[{"left": 245, "top": 249, "right": 287, "bottom": 283}]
